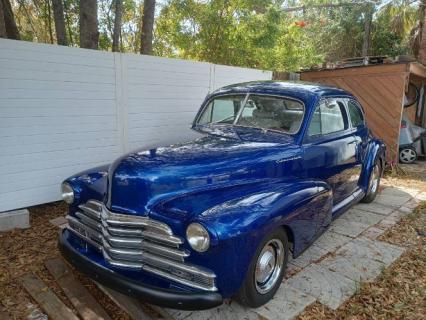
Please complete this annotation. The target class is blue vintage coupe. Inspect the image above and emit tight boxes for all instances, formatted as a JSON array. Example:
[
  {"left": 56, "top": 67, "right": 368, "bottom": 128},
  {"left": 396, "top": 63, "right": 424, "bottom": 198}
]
[{"left": 59, "top": 81, "right": 385, "bottom": 310}]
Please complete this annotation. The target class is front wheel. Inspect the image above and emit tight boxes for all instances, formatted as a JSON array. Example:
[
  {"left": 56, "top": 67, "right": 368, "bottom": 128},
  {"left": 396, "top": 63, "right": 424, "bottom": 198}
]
[
  {"left": 362, "top": 161, "right": 382, "bottom": 203},
  {"left": 235, "top": 228, "right": 289, "bottom": 308}
]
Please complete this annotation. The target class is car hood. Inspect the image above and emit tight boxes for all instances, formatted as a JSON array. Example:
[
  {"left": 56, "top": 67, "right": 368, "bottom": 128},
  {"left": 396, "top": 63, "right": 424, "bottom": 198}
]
[{"left": 107, "top": 128, "right": 299, "bottom": 215}]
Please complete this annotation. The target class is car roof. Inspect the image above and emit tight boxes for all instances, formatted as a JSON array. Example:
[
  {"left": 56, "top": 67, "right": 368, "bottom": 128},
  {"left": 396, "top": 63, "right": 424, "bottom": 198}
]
[{"left": 210, "top": 80, "right": 354, "bottom": 104}]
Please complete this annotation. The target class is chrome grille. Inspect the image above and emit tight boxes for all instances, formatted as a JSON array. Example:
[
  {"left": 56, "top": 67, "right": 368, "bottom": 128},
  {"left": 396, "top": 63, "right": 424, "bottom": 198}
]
[{"left": 66, "top": 200, "right": 217, "bottom": 291}]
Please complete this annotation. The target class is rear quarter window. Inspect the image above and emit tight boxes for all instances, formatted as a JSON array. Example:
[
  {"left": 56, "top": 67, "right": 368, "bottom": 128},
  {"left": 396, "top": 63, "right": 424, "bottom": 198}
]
[{"left": 347, "top": 100, "right": 365, "bottom": 128}]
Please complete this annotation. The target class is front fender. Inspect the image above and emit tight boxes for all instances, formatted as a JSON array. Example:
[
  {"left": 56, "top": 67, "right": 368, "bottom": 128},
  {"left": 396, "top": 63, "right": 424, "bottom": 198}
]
[
  {"left": 359, "top": 138, "right": 386, "bottom": 192},
  {"left": 184, "top": 179, "right": 332, "bottom": 298},
  {"left": 65, "top": 164, "right": 110, "bottom": 211}
]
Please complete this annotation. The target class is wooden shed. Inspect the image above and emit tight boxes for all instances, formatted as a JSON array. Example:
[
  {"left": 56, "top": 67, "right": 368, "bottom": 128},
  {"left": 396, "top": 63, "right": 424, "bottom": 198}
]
[{"left": 301, "top": 62, "right": 426, "bottom": 163}]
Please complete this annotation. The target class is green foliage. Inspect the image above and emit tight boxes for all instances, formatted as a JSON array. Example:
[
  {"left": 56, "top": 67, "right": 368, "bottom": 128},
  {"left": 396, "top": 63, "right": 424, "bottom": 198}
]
[
  {"left": 154, "top": 0, "right": 324, "bottom": 71},
  {"left": 306, "top": 5, "right": 367, "bottom": 60},
  {"left": 371, "top": 0, "right": 419, "bottom": 57},
  {"left": 97, "top": 0, "right": 144, "bottom": 52},
  {"left": 8, "top": 0, "right": 422, "bottom": 71},
  {"left": 154, "top": 0, "right": 419, "bottom": 71},
  {"left": 372, "top": 27, "right": 405, "bottom": 57}
]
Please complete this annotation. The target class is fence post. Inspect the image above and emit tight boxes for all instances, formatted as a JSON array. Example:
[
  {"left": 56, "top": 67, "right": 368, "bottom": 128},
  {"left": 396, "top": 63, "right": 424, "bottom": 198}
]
[
  {"left": 209, "top": 63, "right": 215, "bottom": 92},
  {"left": 114, "top": 52, "right": 129, "bottom": 154}
]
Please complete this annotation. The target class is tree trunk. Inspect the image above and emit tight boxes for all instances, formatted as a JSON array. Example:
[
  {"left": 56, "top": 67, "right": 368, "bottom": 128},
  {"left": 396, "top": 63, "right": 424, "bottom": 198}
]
[
  {"left": 52, "top": 0, "right": 67, "bottom": 45},
  {"left": 63, "top": 0, "right": 74, "bottom": 45},
  {"left": 0, "top": 0, "right": 7, "bottom": 38},
  {"left": 362, "top": 5, "right": 373, "bottom": 57},
  {"left": 417, "top": 0, "right": 426, "bottom": 64},
  {"left": 79, "top": 0, "right": 98, "bottom": 49},
  {"left": 46, "top": 0, "right": 54, "bottom": 44},
  {"left": 2, "top": 0, "right": 20, "bottom": 40},
  {"left": 140, "top": 0, "right": 155, "bottom": 55},
  {"left": 112, "top": 0, "right": 123, "bottom": 52}
]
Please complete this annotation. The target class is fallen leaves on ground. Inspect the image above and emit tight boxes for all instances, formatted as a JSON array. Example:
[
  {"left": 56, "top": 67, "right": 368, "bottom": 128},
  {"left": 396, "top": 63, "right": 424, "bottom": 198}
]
[{"left": 0, "top": 202, "right": 130, "bottom": 319}]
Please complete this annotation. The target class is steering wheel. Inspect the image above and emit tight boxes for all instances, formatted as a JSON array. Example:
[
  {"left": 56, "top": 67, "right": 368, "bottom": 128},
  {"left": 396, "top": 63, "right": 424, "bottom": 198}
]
[{"left": 238, "top": 117, "right": 258, "bottom": 127}]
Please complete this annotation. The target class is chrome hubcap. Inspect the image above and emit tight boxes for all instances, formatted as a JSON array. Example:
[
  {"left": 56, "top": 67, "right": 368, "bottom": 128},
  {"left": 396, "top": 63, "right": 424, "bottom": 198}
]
[
  {"left": 370, "top": 164, "right": 380, "bottom": 194},
  {"left": 255, "top": 239, "right": 284, "bottom": 294},
  {"left": 400, "top": 149, "right": 416, "bottom": 163}
]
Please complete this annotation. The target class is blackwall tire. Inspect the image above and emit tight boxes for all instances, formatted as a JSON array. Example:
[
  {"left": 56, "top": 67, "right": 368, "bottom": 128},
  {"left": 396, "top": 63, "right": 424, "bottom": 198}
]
[
  {"left": 235, "top": 228, "right": 289, "bottom": 308},
  {"left": 362, "top": 161, "right": 382, "bottom": 203}
]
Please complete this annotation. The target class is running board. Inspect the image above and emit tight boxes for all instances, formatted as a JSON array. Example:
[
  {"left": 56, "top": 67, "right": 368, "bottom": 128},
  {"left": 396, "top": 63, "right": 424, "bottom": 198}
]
[{"left": 332, "top": 188, "right": 364, "bottom": 216}]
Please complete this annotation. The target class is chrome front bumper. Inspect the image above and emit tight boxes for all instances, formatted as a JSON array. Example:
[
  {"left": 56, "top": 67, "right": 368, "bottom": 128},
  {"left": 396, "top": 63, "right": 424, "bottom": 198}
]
[{"left": 59, "top": 229, "right": 223, "bottom": 310}]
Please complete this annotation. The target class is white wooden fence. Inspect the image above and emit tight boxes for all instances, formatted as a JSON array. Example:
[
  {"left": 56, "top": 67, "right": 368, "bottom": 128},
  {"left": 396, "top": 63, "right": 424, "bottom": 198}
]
[{"left": 0, "top": 39, "right": 272, "bottom": 212}]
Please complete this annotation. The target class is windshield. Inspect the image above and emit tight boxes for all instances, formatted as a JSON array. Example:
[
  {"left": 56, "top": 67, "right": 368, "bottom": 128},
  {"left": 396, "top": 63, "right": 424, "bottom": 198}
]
[
  {"left": 196, "top": 94, "right": 305, "bottom": 134},
  {"left": 197, "top": 95, "right": 246, "bottom": 125}
]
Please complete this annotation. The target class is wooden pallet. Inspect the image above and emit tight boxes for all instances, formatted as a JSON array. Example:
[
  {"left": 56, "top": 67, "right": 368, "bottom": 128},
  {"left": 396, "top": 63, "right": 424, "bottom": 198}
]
[
  {"left": 44, "top": 217, "right": 178, "bottom": 319},
  {"left": 45, "top": 258, "right": 112, "bottom": 320},
  {"left": 96, "top": 283, "right": 173, "bottom": 320},
  {"left": 21, "top": 273, "right": 79, "bottom": 320},
  {"left": 22, "top": 256, "right": 175, "bottom": 320},
  {"left": 20, "top": 258, "right": 163, "bottom": 320}
]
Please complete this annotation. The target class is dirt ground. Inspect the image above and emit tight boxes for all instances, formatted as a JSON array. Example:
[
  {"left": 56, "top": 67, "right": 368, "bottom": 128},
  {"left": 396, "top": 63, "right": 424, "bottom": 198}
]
[{"left": 0, "top": 164, "right": 425, "bottom": 319}]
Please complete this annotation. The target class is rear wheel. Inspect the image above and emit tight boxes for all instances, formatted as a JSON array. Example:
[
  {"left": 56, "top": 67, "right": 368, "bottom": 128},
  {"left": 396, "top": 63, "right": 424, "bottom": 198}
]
[
  {"left": 236, "top": 228, "right": 289, "bottom": 308},
  {"left": 362, "top": 161, "right": 381, "bottom": 203},
  {"left": 399, "top": 147, "right": 417, "bottom": 164}
]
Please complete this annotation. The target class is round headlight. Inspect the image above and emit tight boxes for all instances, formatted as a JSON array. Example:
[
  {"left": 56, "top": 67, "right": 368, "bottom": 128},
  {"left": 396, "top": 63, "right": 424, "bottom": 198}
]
[
  {"left": 61, "top": 182, "right": 74, "bottom": 204},
  {"left": 186, "top": 223, "right": 210, "bottom": 252}
]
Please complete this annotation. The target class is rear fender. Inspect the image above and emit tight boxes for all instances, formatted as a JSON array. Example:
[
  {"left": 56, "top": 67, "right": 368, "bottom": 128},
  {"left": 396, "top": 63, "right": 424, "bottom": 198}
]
[{"left": 359, "top": 139, "right": 386, "bottom": 192}]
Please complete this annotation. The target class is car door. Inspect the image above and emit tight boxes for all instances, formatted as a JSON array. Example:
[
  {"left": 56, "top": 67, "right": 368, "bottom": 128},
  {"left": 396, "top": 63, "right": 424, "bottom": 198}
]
[
  {"left": 345, "top": 98, "right": 368, "bottom": 195},
  {"left": 302, "top": 97, "right": 358, "bottom": 208}
]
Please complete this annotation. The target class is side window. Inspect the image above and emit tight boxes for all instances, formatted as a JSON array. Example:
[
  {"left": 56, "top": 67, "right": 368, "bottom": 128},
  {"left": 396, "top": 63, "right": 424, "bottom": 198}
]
[
  {"left": 308, "top": 99, "right": 348, "bottom": 136},
  {"left": 347, "top": 100, "right": 365, "bottom": 128},
  {"left": 321, "top": 99, "right": 347, "bottom": 134}
]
